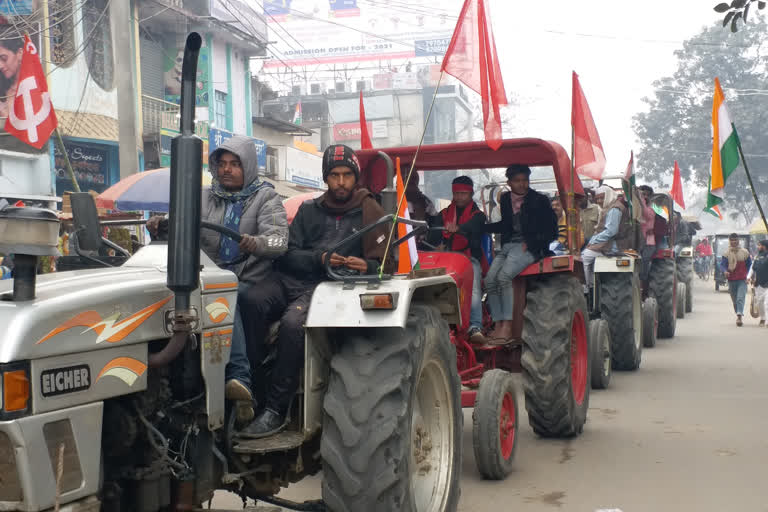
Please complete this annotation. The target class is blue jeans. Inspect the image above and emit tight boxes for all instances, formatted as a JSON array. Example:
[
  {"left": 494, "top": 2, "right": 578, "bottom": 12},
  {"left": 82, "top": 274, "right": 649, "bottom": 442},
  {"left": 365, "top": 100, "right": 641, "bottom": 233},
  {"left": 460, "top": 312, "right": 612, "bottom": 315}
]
[
  {"left": 226, "top": 283, "right": 252, "bottom": 388},
  {"left": 486, "top": 242, "right": 535, "bottom": 321},
  {"left": 729, "top": 279, "right": 747, "bottom": 315},
  {"left": 470, "top": 258, "right": 483, "bottom": 331}
]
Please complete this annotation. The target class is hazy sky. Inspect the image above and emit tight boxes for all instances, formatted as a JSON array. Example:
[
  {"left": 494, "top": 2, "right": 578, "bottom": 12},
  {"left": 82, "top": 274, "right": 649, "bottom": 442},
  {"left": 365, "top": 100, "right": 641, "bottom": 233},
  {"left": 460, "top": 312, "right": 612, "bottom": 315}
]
[{"left": 489, "top": 0, "right": 721, "bottom": 181}]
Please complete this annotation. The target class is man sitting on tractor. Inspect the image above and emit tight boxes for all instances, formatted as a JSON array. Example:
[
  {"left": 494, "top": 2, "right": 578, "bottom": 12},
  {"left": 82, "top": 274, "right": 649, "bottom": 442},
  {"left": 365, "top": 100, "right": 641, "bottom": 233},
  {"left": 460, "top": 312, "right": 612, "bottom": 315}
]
[
  {"left": 582, "top": 185, "right": 633, "bottom": 290},
  {"left": 428, "top": 176, "right": 488, "bottom": 344},
  {"left": 482, "top": 165, "right": 558, "bottom": 343},
  {"left": 550, "top": 195, "right": 568, "bottom": 255},
  {"left": 239, "top": 144, "right": 391, "bottom": 437}
]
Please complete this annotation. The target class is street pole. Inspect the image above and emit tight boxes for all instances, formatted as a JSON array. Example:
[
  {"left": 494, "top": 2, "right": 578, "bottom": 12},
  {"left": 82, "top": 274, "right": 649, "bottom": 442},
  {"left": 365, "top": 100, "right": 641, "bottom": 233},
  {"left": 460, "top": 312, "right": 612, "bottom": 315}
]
[
  {"left": 736, "top": 138, "right": 768, "bottom": 233},
  {"left": 113, "top": 0, "right": 140, "bottom": 179}
]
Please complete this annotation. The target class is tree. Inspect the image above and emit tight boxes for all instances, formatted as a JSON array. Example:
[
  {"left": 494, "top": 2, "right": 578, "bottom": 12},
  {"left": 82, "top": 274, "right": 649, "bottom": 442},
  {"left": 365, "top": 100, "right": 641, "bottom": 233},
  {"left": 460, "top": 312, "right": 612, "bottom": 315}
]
[
  {"left": 633, "top": 19, "right": 768, "bottom": 225},
  {"left": 714, "top": 0, "right": 766, "bottom": 32}
]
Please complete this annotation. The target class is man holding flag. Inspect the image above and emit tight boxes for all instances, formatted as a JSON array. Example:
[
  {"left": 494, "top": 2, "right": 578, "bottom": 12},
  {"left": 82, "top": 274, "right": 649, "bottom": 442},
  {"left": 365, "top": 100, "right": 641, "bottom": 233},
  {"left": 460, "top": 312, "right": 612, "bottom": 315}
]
[{"left": 428, "top": 176, "right": 488, "bottom": 343}]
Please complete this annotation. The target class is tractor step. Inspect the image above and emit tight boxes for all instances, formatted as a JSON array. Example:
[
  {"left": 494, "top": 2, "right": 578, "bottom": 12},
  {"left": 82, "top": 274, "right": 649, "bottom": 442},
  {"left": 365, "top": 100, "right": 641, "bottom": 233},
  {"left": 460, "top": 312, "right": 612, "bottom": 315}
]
[{"left": 233, "top": 431, "right": 305, "bottom": 454}]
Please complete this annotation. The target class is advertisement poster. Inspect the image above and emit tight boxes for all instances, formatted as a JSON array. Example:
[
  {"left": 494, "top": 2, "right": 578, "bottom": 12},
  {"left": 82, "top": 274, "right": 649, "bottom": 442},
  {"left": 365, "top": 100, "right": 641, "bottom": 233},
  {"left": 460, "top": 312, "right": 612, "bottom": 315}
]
[
  {"left": 0, "top": 0, "right": 34, "bottom": 16},
  {"left": 263, "top": 0, "right": 460, "bottom": 67},
  {"left": 164, "top": 38, "right": 209, "bottom": 107},
  {"left": 54, "top": 142, "right": 111, "bottom": 196},
  {"left": 285, "top": 146, "right": 322, "bottom": 189},
  {"left": 160, "top": 120, "right": 210, "bottom": 170}
]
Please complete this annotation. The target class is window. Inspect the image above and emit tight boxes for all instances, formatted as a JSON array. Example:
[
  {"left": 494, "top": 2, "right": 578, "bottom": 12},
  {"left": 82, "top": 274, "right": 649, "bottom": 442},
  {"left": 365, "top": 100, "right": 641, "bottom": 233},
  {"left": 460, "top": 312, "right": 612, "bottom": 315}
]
[
  {"left": 215, "top": 90, "right": 228, "bottom": 128},
  {"left": 49, "top": 0, "right": 75, "bottom": 66},
  {"left": 310, "top": 83, "right": 321, "bottom": 94},
  {"left": 335, "top": 82, "right": 346, "bottom": 92},
  {"left": 291, "top": 85, "right": 302, "bottom": 96},
  {"left": 356, "top": 80, "right": 367, "bottom": 91},
  {"left": 83, "top": 0, "right": 114, "bottom": 90}
]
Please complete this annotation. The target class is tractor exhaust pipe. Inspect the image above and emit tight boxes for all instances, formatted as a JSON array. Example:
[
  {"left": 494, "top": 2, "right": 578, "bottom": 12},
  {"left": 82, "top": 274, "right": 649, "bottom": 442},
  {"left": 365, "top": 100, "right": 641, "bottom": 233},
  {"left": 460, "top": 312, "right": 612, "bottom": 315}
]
[{"left": 150, "top": 32, "right": 203, "bottom": 368}]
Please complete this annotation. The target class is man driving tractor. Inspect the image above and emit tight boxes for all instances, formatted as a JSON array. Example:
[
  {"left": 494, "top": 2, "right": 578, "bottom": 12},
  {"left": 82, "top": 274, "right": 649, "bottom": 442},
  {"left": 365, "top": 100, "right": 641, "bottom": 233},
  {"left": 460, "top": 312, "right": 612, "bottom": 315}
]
[
  {"left": 238, "top": 144, "right": 391, "bottom": 437},
  {"left": 428, "top": 176, "right": 488, "bottom": 344},
  {"left": 581, "top": 185, "right": 632, "bottom": 290}
]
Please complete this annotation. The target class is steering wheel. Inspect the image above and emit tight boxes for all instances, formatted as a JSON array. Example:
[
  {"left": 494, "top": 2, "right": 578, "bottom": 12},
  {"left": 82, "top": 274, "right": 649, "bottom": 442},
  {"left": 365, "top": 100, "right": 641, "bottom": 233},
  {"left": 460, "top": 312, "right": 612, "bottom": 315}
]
[{"left": 200, "top": 221, "right": 248, "bottom": 267}]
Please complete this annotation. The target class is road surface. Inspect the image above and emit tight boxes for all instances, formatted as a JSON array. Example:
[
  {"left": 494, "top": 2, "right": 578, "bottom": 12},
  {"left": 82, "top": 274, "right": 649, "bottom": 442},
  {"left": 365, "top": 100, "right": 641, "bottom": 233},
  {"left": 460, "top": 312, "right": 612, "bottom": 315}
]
[{"left": 214, "top": 278, "right": 768, "bottom": 511}]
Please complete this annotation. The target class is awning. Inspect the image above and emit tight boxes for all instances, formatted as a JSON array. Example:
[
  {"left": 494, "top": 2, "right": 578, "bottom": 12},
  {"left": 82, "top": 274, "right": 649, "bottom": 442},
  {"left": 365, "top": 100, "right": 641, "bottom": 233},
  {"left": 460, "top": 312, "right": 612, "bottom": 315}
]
[{"left": 262, "top": 177, "right": 320, "bottom": 198}]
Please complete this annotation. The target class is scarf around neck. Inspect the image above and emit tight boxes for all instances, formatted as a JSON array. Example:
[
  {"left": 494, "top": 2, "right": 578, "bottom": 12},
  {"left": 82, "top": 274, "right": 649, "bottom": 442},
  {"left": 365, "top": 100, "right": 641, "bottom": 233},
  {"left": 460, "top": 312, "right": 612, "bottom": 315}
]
[
  {"left": 726, "top": 246, "right": 750, "bottom": 272},
  {"left": 212, "top": 179, "right": 270, "bottom": 264},
  {"left": 510, "top": 190, "right": 526, "bottom": 213}
]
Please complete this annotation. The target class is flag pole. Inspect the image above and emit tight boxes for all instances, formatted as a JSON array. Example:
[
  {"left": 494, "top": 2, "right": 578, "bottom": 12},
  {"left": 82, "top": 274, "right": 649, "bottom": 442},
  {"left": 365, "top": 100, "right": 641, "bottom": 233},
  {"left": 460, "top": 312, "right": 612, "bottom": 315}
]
[
  {"left": 54, "top": 128, "right": 80, "bottom": 193},
  {"left": 568, "top": 126, "right": 576, "bottom": 254},
  {"left": 379, "top": 71, "right": 444, "bottom": 277},
  {"left": 736, "top": 138, "right": 768, "bottom": 232}
]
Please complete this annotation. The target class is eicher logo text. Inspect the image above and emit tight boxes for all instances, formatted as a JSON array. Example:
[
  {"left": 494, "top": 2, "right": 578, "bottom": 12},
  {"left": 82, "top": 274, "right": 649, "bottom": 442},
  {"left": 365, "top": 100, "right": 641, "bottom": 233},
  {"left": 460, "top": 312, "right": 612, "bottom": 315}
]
[{"left": 41, "top": 365, "right": 91, "bottom": 397}]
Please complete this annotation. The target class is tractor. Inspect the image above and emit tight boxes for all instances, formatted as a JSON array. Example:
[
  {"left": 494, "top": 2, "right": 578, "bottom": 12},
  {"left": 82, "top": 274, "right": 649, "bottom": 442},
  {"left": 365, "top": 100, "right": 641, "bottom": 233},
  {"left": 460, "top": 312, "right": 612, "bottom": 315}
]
[
  {"left": 647, "top": 193, "right": 681, "bottom": 339},
  {"left": 0, "top": 34, "right": 464, "bottom": 512},
  {"left": 359, "top": 138, "right": 591, "bottom": 479}
]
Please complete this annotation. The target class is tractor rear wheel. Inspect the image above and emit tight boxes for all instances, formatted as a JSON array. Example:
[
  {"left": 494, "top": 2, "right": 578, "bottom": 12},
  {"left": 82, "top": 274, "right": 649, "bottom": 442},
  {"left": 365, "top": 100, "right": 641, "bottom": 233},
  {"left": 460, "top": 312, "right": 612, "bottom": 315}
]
[
  {"left": 599, "top": 273, "right": 642, "bottom": 371},
  {"left": 472, "top": 369, "right": 518, "bottom": 480},
  {"left": 589, "top": 319, "right": 611, "bottom": 389},
  {"left": 676, "top": 282, "right": 686, "bottom": 319},
  {"left": 521, "top": 274, "right": 590, "bottom": 438},
  {"left": 321, "top": 304, "right": 462, "bottom": 512},
  {"left": 642, "top": 297, "right": 658, "bottom": 348},
  {"left": 650, "top": 258, "right": 677, "bottom": 338}
]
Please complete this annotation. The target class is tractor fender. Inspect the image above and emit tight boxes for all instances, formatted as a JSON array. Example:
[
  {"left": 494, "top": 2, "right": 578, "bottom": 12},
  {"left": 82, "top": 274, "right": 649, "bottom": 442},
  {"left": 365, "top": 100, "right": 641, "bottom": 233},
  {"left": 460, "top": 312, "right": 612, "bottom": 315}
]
[
  {"left": 594, "top": 255, "right": 638, "bottom": 274},
  {"left": 305, "top": 275, "right": 460, "bottom": 329}
]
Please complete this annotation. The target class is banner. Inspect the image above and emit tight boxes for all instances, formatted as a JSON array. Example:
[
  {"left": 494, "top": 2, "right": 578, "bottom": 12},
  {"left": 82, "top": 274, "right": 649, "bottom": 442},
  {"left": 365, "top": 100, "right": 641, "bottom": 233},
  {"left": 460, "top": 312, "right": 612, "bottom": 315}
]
[
  {"left": 164, "top": 39, "right": 209, "bottom": 106},
  {"left": 54, "top": 141, "right": 111, "bottom": 195}
]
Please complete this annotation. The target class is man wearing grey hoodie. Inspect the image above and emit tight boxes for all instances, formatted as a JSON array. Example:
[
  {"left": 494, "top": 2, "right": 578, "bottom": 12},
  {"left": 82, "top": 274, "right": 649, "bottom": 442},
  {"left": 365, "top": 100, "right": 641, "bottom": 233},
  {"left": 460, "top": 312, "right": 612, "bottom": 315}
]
[{"left": 202, "top": 136, "right": 288, "bottom": 423}]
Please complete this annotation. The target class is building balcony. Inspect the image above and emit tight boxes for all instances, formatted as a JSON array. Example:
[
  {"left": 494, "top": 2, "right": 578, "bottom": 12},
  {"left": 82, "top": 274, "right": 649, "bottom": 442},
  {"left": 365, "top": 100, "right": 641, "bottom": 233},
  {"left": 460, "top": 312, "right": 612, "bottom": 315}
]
[{"left": 142, "top": 95, "right": 179, "bottom": 137}]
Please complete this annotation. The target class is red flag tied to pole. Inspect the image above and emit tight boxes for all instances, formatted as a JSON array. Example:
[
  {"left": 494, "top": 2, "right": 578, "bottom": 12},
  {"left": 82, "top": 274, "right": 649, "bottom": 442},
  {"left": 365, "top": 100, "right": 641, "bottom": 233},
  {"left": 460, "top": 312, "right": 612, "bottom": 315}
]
[
  {"left": 670, "top": 160, "right": 686, "bottom": 209},
  {"left": 441, "top": 0, "right": 507, "bottom": 150},
  {"left": 571, "top": 72, "right": 606, "bottom": 180},
  {"left": 4, "top": 34, "right": 57, "bottom": 149},
  {"left": 359, "top": 91, "right": 373, "bottom": 150}
]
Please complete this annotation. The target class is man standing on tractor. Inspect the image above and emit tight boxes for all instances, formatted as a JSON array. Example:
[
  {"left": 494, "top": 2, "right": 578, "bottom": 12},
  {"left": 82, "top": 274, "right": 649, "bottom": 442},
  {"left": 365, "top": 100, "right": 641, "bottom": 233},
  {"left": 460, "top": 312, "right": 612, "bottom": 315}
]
[
  {"left": 747, "top": 240, "right": 768, "bottom": 326},
  {"left": 720, "top": 233, "right": 752, "bottom": 326},
  {"left": 239, "top": 144, "right": 391, "bottom": 437},
  {"left": 148, "top": 136, "right": 289, "bottom": 425},
  {"left": 581, "top": 185, "right": 633, "bottom": 291},
  {"left": 638, "top": 185, "right": 656, "bottom": 298},
  {"left": 482, "top": 165, "right": 558, "bottom": 343},
  {"left": 428, "top": 176, "right": 488, "bottom": 343}
]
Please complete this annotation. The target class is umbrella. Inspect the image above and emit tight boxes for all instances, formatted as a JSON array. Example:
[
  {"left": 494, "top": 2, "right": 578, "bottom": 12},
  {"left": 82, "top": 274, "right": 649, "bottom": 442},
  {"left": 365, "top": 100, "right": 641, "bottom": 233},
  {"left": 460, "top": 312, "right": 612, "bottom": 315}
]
[
  {"left": 97, "top": 168, "right": 212, "bottom": 212},
  {"left": 284, "top": 191, "right": 322, "bottom": 224},
  {"left": 750, "top": 218, "right": 768, "bottom": 235}
]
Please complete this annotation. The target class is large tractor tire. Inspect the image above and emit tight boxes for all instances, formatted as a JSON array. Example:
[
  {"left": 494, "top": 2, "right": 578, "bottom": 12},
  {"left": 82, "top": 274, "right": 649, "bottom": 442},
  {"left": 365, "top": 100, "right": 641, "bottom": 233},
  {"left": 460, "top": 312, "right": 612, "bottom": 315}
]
[
  {"left": 321, "top": 304, "right": 462, "bottom": 512},
  {"left": 521, "top": 274, "right": 590, "bottom": 438},
  {"left": 677, "top": 257, "right": 694, "bottom": 313},
  {"left": 676, "top": 282, "right": 686, "bottom": 319},
  {"left": 589, "top": 318, "right": 611, "bottom": 390},
  {"left": 650, "top": 258, "right": 677, "bottom": 338},
  {"left": 599, "top": 273, "right": 642, "bottom": 371},
  {"left": 472, "top": 369, "right": 518, "bottom": 480},
  {"left": 642, "top": 297, "right": 658, "bottom": 348}
]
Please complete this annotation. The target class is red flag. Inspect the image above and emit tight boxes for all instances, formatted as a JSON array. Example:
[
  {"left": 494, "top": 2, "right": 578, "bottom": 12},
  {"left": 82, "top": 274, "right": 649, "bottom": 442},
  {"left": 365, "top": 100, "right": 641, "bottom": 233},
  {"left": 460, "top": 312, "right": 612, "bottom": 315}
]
[
  {"left": 4, "top": 34, "right": 57, "bottom": 149},
  {"left": 670, "top": 160, "right": 685, "bottom": 209},
  {"left": 441, "top": 0, "right": 507, "bottom": 150},
  {"left": 359, "top": 91, "right": 372, "bottom": 150},
  {"left": 571, "top": 72, "right": 606, "bottom": 180}
]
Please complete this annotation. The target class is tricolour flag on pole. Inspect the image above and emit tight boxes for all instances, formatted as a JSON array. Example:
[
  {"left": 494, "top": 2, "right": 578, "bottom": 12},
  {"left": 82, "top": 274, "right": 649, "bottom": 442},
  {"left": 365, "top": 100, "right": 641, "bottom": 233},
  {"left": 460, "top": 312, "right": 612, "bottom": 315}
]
[
  {"left": 396, "top": 158, "right": 419, "bottom": 273},
  {"left": 359, "top": 91, "right": 372, "bottom": 150},
  {"left": 707, "top": 77, "right": 740, "bottom": 210},
  {"left": 441, "top": 0, "right": 507, "bottom": 150},
  {"left": 704, "top": 204, "right": 723, "bottom": 220},
  {"left": 621, "top": 151, "right": 639, "bottom": 221},
  {"left": 572, "top": 71, "right": 606, "bottom": 180},
  {"left": 292, "top": 101, "right": 302, "bottom": 125},
  {"left": 670, "top": 160, "right": 685, "bottom": 209}
]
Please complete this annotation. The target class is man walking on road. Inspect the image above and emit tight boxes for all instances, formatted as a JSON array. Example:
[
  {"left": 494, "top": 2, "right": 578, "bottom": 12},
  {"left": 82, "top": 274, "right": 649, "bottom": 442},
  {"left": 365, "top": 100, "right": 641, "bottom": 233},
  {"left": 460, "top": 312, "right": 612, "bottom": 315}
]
[
  {"left": 720, "top": 233, "right": 752, "bottom": 326},
  {"left": 747, "top": 240, "right": 768, "bottom": 326}
]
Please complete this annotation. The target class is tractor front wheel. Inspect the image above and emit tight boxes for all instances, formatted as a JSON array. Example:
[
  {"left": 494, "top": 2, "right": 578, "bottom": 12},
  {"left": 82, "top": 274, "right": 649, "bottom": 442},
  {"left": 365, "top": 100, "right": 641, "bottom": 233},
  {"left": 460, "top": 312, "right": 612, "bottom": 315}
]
[
  {"left": 642, "top": 297, "right": 658, "bottom": 348},
  {"left": 589, "top": 318, "right": 611, "bottom": 389},
  {"left": 321, "top": 304, "right": 462, "bottom": 512},
  {"left": 522, "top": 274, "right": 590, "bottom": 438},
  {"left": 676, "top": 282, "right": 686, "bottom": 319},
  {"left": 472, "top": 369, "right": 518, "bottom": 480}
]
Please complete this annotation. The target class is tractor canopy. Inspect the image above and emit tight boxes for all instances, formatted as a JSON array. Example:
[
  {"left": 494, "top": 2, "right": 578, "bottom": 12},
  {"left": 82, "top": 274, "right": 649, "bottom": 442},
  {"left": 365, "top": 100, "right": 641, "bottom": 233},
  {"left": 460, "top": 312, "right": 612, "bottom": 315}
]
[{"left": 357, "top": 138, "right": 585, "bottom": 204}]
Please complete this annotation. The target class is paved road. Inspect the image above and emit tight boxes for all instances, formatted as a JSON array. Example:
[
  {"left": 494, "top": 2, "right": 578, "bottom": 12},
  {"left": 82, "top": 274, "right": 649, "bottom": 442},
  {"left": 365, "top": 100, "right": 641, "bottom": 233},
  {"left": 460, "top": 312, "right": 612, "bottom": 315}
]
[{"left": 215, "top": 278, "right": 768, "bottom": 511}]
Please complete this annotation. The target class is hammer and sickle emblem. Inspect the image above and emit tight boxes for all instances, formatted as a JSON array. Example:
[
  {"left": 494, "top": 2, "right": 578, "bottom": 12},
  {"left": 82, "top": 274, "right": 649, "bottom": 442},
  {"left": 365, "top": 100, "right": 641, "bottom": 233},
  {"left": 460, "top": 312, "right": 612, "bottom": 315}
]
[{"left": 8, "top": 76, "right": 52, "bottom": 144}]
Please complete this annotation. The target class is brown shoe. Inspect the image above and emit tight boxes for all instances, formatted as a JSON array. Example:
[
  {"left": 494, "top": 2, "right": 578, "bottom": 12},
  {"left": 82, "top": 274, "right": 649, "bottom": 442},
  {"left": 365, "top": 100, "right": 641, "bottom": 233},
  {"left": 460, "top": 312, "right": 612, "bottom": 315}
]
[
  {"left": 737, "top": 315, "right": 743, "bottom": 327},
  {"left": 226, "top": 379, "right": 255, "bottom": 424},
  {"left": 469, "top": 328, "right": 487, "bottom": 344}
]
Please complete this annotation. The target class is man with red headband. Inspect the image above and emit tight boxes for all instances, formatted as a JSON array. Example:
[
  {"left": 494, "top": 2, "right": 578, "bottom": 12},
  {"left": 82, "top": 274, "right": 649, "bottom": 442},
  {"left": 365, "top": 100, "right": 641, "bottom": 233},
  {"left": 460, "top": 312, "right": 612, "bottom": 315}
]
[{"left": 428, "top": 176, "right": 488, "bottom": 343}]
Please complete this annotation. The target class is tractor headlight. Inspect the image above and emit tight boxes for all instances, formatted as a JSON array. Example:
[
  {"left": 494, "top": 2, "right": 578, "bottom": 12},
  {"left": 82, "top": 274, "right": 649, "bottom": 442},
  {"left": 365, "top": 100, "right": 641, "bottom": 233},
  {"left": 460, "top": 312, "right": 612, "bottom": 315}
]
[{"left": 0, "top": 362, "right": 30, "bottom": 419}]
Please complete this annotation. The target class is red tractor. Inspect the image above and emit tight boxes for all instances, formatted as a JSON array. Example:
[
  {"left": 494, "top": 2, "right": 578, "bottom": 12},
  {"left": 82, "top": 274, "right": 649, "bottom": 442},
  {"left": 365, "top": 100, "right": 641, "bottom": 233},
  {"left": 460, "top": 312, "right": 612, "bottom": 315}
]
[{"left": 358, "top": 138, "right": 591, "bottom": 480}]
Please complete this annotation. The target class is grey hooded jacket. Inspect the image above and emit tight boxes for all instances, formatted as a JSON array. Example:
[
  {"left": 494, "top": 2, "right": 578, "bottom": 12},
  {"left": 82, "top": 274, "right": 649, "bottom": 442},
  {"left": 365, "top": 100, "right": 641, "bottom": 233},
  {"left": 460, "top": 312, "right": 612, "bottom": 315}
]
[{"left": 201, "top": 136, "right": 288, "bottom": 285}]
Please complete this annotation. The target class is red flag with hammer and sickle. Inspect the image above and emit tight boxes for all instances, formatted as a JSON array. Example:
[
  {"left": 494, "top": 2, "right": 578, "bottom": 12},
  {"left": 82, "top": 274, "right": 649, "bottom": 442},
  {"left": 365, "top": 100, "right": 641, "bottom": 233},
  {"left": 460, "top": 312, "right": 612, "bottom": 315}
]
[{"left": 4, "top": 34, "right": 57, "bottom": 149}]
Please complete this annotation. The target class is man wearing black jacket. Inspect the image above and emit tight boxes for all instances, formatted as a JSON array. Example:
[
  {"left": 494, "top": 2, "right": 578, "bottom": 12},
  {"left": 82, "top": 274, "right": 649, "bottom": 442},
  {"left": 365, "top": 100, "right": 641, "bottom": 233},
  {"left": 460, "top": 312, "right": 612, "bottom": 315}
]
[
  {"left": 239, "top": 144, "right": 390, "bottom": 437},
  {"left": 428, "top": 176, "right": 488, "bottom": 343},
  {"left": 483, "top": 164, "right": 558, "bottom": 342},
  {"left": 748, "top": 240, "right": 768, "bottom": 326}
]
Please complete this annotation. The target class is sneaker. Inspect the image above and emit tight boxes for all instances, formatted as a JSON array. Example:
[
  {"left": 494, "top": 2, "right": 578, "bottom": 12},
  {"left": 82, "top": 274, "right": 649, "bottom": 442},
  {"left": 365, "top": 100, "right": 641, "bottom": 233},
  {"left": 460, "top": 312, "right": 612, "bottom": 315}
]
[
  {"left": 238, "top": 408, "right": 287, "bottom": 439},
  {"left": 468, "top": 328, "right": 486, "bottom": 344},
  {"left": 225, "top": 379, "right": 255, "bottom": 424},
  {"left": 737, "top": 315, "right": 743, "bottom": 327}
]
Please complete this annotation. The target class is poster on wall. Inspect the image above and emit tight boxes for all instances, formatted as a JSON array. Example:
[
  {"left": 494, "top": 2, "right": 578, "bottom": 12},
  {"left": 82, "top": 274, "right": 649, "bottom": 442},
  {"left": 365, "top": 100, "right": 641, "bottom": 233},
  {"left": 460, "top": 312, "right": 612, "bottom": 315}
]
[
  {"left": 164, "top": 38, "right": 209, "bottom": 107},
  {"left": 160, "top": 119, "right": 210, "bottom": 170},
  {"left": 0, "top": 0, "right": 35, "bottom": 16},
  {"left": 54, "top": 141, "right": 111, "bottom": 196},
  {"left": 209, "top": 128, "right": 266, "bottom": 172}
]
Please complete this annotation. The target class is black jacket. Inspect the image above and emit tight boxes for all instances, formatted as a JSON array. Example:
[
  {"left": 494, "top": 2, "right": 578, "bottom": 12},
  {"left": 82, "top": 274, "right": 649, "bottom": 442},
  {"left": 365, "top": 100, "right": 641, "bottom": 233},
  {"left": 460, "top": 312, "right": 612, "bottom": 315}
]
[
  {"left": 483, "top": 189, "right": 557, "bottom": 259},
  {"left": 277, "top": 197, "right": 380, "bottom": 286},
  {"left": 753, "top": 253, "right": 768, "bottom": 288}
]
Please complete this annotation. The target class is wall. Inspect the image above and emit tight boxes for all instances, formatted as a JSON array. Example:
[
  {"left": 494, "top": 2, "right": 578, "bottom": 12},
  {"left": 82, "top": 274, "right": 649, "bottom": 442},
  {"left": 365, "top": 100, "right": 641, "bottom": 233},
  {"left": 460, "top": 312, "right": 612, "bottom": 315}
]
[
  {"left": 230, "top": 49, "right": 247, "bottom": 134},
  {"left": 251, "top": 124, "right": 294, "bottom": 147},
  {"left": 211, "top": 38, "right": 228, "bottom": 115}
]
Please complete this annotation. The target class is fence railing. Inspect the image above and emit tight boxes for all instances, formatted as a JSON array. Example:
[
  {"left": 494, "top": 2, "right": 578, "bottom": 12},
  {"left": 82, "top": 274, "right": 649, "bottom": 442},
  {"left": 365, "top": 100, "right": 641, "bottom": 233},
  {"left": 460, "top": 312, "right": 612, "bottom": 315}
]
[{"left": 142, "top": 95, "right": 179, "bottom": 136}]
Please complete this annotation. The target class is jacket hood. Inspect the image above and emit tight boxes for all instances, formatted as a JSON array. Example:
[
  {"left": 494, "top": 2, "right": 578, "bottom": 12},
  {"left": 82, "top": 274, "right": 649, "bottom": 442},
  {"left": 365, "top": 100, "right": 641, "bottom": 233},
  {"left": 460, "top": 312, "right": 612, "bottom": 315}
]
[{"left": 209, "top": 135, "right": 260, "bottom": 187}]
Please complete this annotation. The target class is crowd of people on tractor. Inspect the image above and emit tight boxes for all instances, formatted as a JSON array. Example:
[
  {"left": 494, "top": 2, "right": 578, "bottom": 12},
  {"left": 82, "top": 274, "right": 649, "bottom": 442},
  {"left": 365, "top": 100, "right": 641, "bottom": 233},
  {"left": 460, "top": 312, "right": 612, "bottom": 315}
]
[{"left": 144, "top": 140, "right": 684, "bottom": 438}]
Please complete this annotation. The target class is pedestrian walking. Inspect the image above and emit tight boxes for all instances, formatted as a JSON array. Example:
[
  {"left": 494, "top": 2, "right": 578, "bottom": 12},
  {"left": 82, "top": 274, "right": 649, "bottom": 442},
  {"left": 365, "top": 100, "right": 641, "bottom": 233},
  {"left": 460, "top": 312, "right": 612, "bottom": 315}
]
[
  {"left": 747, "top": 240, "right": 768, "bottom": 326},
  {"left": 720, "top": 233, "right": 752, "bottom": 326}
]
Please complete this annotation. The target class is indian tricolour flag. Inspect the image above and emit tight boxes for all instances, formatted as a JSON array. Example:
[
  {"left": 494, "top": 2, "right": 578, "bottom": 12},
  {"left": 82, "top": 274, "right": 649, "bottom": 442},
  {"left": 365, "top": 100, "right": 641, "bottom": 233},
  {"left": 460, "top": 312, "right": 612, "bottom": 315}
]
[
  {"left": 395, "top": 160, "right": 419, "bottom": 273},
  {"left": 293, "top": 101, "right": 302, "bottom": 125},
  {"left": 707, "top": 78, "right": 741, "bottom": 210},
  {"left": 621, "top": 151, "right": 640, "bottom": 222}
]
